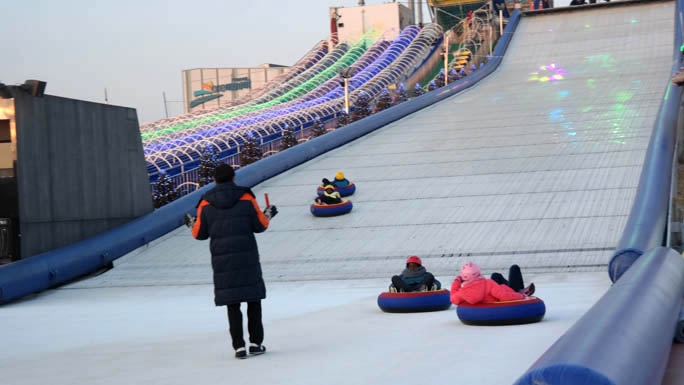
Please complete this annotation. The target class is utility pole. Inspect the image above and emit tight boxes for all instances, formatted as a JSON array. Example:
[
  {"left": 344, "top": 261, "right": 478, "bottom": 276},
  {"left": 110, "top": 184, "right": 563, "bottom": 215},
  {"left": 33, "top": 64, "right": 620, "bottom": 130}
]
[
  {"left": 417, "top": 0, "right": 423, "bottom": 26},
  {"left": 361, "top": 8, "right": 366, "bottom": 34},
  {"left": 338, "top": 67, "right": 354, "bottom": 114},
  {"left": 344, "top": 78, "right": 350, "bottom": 114},
  {"left": 104, "top": 88, "right": 109, "bottom": 104},
  {"left": 163, "top": 91, "right": 169, "bottom": 118},
  {"left": 408, "top": 0, "right": 415, "bottom": 25},
  {"left": 444, "top": 34, "right": 449, "bottom": 85},
  {"left": 489, "top": 1, "right": 493, "bottom": 57}
]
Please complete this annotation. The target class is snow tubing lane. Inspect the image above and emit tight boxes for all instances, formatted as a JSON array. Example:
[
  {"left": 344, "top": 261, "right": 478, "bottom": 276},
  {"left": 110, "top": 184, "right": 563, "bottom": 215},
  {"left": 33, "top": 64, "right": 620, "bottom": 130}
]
[
  {"left": 457, "top": 297, "right": 545, "bottom": 326},
  {"left": 317, "top": 183, "right": 356, "bottom": 197},
  {"left": 377, "top": 290, "right": 451, "bottom": 313},
  {"left": 310, "top": 200, "right": 353, "bottom": 217}
]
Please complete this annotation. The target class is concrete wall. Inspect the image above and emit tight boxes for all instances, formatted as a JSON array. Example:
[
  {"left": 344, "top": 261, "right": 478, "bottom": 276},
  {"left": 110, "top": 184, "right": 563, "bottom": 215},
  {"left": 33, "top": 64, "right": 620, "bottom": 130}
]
[
  {"left": 332, "top": 3, "right": 413, "bottom": 44},
  {"left": 11, "top": 91, "right": 153, "bottom": 258}
]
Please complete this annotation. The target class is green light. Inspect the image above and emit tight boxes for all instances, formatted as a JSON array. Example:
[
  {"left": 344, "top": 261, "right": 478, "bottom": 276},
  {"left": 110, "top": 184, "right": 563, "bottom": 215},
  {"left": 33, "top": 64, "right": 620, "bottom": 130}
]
[
  {"left": 665, "top": 83, "right": 672, "bottom": 101},
  {"left": 616, "top": 91, "right": 633, "bottom": 103},
  {"left": 140, "top": 31, "right": 379, "bottom": 141},
  {"left": 680, "top": 44, "right": 684, "bottom": 53}
]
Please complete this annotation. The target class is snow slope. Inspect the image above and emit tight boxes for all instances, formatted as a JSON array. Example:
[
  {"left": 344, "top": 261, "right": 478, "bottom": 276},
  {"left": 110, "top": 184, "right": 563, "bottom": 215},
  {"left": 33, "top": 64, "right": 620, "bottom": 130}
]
[{"left": 2, "top": 274, "right": 609, "bottom": 385}]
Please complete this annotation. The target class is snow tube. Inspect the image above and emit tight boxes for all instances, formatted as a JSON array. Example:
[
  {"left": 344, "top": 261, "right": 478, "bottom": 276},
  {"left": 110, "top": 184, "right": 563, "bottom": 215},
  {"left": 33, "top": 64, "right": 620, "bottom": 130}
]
[
  {"left": 377, "top": 290, "right": 451, "bottom": 313},
  {"left": 317, "top": 183, "right": 356, "bottom": 197},
  {"left": 457, "top": 297, "right": 545, "bottom": 326},
  {"left": 310, "top": 200, "right": 353, "bottom": 217}
]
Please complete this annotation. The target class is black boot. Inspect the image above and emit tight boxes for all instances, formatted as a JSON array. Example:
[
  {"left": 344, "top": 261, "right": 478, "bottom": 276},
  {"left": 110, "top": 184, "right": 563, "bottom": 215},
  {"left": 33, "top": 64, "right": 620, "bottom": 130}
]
[
  {"left": 235, "top": 347, "right": 247, "bottom": 359},
  {"left": 249, "top": 343, "right": 266, "bottom": 356}
]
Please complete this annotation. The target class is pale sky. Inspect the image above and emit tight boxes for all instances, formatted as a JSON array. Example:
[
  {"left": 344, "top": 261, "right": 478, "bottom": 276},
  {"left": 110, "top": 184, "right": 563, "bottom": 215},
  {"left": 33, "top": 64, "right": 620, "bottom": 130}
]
[{"left": 2, "top": 0, "right": 571, "bottom": 124}]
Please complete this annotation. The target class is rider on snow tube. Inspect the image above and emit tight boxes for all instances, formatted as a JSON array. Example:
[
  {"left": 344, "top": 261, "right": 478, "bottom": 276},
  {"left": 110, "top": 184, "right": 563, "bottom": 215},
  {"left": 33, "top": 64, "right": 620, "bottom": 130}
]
[
  {"left": 451, "top": 262, "right": 534, "bottom": 305},
  {"left": 390, "top": 256, "right": 441, "bottom": 293},
  {"left": 322, "top": 171, "right": 351, "bottom": 189},
  {"left": 316, "top": 185, "right": 343, "bottom": 205}
]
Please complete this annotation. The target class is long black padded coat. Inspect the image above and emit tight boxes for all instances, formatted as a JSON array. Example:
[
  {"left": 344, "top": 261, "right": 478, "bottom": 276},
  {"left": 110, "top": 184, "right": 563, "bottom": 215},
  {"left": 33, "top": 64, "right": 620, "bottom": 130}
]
[{"left": 192, "top": 182, "right": 270, "bottom": 306}]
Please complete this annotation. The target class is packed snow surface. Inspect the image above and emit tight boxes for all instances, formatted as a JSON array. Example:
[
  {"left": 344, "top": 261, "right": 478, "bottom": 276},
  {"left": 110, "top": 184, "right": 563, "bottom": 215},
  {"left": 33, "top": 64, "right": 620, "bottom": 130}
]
[{"left": 2, "top": 274, "right": 609, "bottom": 385}]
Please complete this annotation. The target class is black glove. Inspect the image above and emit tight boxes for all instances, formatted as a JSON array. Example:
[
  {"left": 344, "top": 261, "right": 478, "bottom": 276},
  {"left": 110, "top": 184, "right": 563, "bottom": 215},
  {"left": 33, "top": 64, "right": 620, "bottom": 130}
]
[
  {"left": 264, "top": 205, "right": 278, "bottom": 220},
  {"left": 322, "top": 178, "right": 331, "bottom": 186}
]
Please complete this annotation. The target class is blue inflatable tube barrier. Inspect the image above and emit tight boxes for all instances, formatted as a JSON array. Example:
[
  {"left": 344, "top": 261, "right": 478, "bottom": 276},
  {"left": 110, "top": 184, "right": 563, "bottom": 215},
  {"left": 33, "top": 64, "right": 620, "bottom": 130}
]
[
  {"left": 456, "top": 297, "right": 545, "bottom": 326},
  {"left": 317, "top": 183, "right": 356, "bottom": 197},
  {"left": 310, "top": 200, "right": 353, "bottom": 217},
  {"left": 608, "top": 0, "right": 684, "bottom": 282},
  {"left": 513, "top": 247, "right": 684, "bottom": 385},
  {"left": 0, "top": 11, "right": 522, "bottom": 304},
  {"left": 377, "top": 289, "right": 451, "bottom": 313}
]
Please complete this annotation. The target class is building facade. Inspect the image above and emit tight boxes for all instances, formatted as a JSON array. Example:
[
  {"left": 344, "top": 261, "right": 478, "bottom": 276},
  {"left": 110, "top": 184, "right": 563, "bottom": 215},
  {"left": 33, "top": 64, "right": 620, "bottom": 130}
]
[
  {"left": 182, "top": 63, "right": 289, "bottom": 113},
  {"left": 330, "top": 2, "right": 414, "bottom": 44}
]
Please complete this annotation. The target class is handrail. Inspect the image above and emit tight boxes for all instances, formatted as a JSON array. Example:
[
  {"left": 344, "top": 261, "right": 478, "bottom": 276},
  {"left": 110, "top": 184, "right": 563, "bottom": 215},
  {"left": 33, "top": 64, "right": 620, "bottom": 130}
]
[{"left": 514, "top": 247, "right": 684, "bottom": 385}]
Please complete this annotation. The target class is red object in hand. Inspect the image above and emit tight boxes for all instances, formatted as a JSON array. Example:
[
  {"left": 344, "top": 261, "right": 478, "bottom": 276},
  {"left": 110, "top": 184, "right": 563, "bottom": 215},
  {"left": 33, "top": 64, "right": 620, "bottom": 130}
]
[{"left": 264, "top": 193, "right": 270, "bottom": 208}]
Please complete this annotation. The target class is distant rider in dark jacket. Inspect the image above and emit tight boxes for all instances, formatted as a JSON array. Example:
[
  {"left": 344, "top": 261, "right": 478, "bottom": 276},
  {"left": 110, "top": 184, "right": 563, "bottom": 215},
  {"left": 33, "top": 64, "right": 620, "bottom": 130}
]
[
  {"left": 322, "top": 171, "right": 350, "bottom": 188},
  {"left": 390, "top": 256, "right": 441, "bottom": 292},
  {"left": 316, "top": 185, "right": 343, "bottom": 205}
]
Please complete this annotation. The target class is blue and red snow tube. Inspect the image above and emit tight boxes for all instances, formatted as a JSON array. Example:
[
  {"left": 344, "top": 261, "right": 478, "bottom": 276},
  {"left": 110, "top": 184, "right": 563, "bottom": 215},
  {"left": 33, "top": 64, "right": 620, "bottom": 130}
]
[
  {"left": 317, "top": 183, "right": 356, "bottom": 197},
  {"left": 457, "top": 297, "right": 545, "bottom": 326},
  {"left": 377, "top": 290, "right": 452, "bottom": 313},
  {"left": 310, "top": 200, "right": 353, "bottom": 217}
]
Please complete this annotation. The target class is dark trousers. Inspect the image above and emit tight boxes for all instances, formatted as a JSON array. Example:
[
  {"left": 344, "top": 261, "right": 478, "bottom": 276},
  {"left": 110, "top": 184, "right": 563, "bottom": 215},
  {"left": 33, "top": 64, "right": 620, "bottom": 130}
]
[
  {"left": 318, "top": 195, "right": 342, "bottom": 205},
  {"left": 391, "top": 273, "right": 435, "bottom": 292},
  {"left": 491, "top": 264, "right": 524, "bottom": 292},
  {"left": 226, "top": 301, "right": 264, "bottom": 350}
]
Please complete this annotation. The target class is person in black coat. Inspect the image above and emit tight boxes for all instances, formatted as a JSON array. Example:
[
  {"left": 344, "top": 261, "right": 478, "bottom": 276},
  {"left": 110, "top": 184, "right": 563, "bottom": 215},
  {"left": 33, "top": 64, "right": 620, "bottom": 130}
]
[{"left": 191, "top": 164, "right": 278, "bottom": 359}]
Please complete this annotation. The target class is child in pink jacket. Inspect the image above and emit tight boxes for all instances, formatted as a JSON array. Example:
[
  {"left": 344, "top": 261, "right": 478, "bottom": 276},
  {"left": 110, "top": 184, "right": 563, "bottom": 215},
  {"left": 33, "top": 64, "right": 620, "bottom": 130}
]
[{"left": 451, "top": 262, "right": 533, "bottom": 305}]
